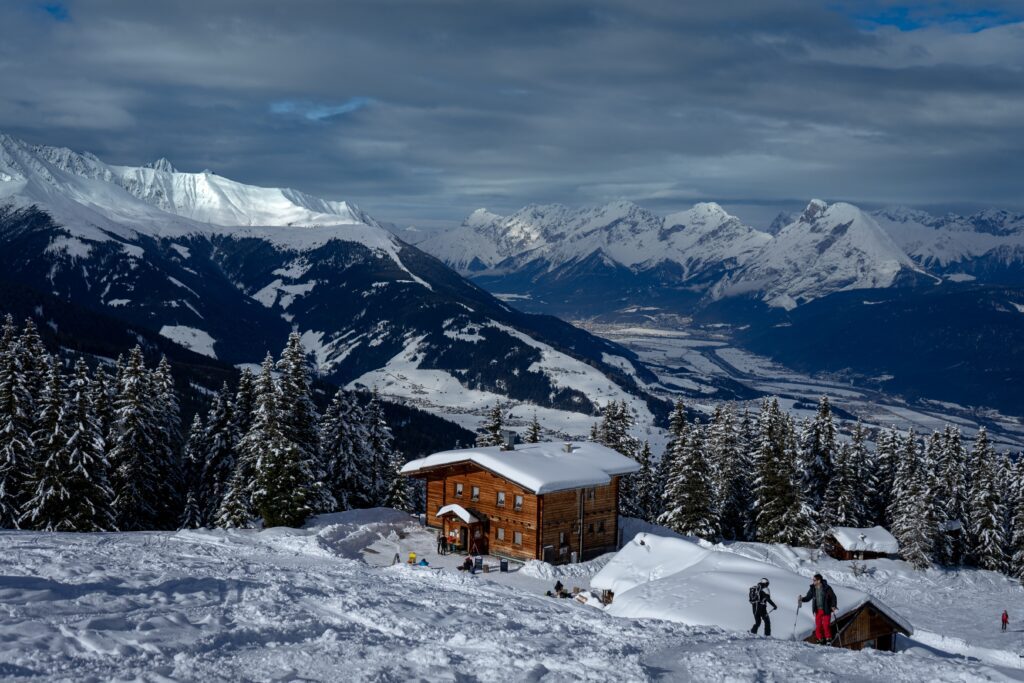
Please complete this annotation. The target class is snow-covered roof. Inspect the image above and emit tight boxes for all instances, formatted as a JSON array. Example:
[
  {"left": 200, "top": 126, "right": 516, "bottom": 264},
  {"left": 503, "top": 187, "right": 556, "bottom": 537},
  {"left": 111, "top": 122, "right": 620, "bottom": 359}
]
[
  {"left": 828, "top": 526, "right": 899, "bottom": 554},
  {"left": 401, "top": 441, "right": 640, "bottom": 494},
  {"left": 435, "top": 504, "right": 479, "bottom": 525},
  {"left": 591, "top": 533, "right": 913, "bottom": 641}
]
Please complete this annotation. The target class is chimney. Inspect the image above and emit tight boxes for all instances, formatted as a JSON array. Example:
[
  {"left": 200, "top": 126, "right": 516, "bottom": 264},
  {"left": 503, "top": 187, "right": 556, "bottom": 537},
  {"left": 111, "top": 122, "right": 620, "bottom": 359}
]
[{"left": 501, "top": 429, "right": 518, "bottom": 451}]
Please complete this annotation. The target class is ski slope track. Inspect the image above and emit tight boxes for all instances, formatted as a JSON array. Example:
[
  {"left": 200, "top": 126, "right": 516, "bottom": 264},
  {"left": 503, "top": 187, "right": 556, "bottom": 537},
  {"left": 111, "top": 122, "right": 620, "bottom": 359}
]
[{"left": 0, "top": 510, "right": 1020, "bottom": 681}]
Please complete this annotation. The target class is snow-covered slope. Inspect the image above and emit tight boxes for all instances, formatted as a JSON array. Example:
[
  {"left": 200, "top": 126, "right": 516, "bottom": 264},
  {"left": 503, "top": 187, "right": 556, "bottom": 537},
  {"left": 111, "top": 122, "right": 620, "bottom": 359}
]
[
  {"left": 716, "top": 200, "right": 923, "bottom": 309},
  {"left": 0, "top": 512, "right": 1018, "bottom": 681}
]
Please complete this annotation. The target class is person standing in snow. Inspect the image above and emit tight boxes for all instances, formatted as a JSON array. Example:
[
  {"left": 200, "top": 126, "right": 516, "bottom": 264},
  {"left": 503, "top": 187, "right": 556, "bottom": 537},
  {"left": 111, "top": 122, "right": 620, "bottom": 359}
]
[
  {"left": 798, "top": 574, "right": 837, "bottom": 644},
  {"left": 749, "top": 578, "right": 777, "bottom": 636},
  {"left": 1002, "top": 611, "right": 1009, "bottom": 632},
  {"left": 437, "top": 530, "right": 446, "bottom": 555}
]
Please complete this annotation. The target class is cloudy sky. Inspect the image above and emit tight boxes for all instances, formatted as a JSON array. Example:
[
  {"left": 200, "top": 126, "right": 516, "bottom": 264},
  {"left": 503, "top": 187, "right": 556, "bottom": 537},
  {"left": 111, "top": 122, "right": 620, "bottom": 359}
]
[{"left": 1, "top": 0, "right": 1022, "bottom": 228}]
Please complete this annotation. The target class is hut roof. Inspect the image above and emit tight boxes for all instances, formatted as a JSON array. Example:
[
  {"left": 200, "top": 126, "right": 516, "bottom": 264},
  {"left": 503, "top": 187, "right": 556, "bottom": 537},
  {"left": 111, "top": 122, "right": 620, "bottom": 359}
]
[
  {"left": 401, "top": 441, "right": 640, "bottom": 494},
  {"left": 829, "top": 526, "right": 900, "bottom": 554}
]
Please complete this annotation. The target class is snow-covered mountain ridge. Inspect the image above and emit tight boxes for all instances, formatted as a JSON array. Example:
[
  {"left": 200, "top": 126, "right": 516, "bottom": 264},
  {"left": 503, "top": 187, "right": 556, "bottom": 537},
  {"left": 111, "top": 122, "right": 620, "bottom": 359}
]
[
  {"left": 419, "top": 196, "right": 1024, "bottom": 313},
  {"left": 0, "top": 133, "right": 665, "bottom": 436}
]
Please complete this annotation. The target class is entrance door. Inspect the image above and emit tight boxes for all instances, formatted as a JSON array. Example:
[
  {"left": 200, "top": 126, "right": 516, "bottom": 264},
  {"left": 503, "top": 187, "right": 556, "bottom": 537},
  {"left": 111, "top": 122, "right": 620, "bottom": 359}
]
[{"left": 459, "top": 526, "right": 468, "bottom": 550}]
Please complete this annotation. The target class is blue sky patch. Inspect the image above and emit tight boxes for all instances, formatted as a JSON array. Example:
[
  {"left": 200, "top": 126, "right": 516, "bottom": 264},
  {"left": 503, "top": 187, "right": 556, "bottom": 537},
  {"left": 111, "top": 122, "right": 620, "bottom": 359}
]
[{"left": 270, "top": 97, "right": 372, "bottom": 121}]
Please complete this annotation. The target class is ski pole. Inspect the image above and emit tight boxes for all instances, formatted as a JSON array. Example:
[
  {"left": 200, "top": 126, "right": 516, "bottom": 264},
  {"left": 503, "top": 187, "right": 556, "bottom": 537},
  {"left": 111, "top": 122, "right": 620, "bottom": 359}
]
[{"left": 792, "top": 601, "right": 801, "bottom": 641}]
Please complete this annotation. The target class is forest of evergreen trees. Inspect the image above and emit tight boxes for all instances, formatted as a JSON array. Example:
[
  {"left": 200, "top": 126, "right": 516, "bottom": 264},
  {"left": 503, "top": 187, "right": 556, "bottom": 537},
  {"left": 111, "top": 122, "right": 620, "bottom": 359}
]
[
  {"left": 586, "top": 396, "right": 1024, "bottom": 580},
  {"left": 0, "top": 316, "right": 410, "bottom": 533}
]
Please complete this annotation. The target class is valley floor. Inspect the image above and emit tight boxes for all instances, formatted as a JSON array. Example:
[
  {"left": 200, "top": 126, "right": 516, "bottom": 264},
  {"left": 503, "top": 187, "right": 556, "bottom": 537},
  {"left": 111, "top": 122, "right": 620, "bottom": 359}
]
[{"left": 0, "top": 511, "right": 1022, "bottom": 682}]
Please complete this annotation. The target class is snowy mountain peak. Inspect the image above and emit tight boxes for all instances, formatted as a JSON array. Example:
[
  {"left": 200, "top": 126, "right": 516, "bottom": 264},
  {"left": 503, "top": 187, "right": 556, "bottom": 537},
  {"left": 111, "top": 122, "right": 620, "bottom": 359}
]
[
  {"left": 720, "top": 199, "right": 917, "bottom": 309},
  {"left": 144, "top": 157, "right": 178, "bottom": 174}
]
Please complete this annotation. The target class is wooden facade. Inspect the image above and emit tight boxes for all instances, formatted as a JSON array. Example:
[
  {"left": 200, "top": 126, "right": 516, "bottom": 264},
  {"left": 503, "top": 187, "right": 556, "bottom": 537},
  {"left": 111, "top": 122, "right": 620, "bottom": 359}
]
[
  {"left": 803, "top": 602, "right": 911, "bottom": 651},
  {"left": 417, "top": 462, "right": 622, "bottom": 563},
  {"left": 823, "top": 536, "right": 891, "bottom": 561}
]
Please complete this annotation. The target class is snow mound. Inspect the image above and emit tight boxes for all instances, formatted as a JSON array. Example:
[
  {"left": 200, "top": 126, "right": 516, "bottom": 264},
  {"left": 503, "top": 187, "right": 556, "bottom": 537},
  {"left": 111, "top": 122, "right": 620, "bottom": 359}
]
[
  {"left": 592, "top": 533, "right": 912, "bottom": 641},
  {"left": 520, "top": 554, "right": 614, "bottom": 581}
]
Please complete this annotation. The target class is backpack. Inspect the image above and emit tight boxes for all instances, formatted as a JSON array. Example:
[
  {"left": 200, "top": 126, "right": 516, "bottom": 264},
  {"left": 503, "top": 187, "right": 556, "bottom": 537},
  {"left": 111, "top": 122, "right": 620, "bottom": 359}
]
[{"left": 748, "top": 585, "right": 759, "bottom": 604}]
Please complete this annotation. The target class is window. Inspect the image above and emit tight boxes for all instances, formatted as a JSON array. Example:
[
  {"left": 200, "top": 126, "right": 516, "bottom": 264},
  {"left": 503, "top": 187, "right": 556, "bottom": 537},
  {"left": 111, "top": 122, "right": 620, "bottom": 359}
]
[
  {"left": 497, "top": 491, "right": 506, "bottom": 508},
  {"left": 598, "top": 520, "right": 605, "bottom": 533},
  {"left": 587, "top": 488, "right": 595, "bottom": 501},
  {"left": 587, "top": 523, "right": 594, "bottom": 534},
  {"left": 513, "top": 531, "right": 523, "bottom": 545},
  {"left": 497, "top": 528, "right": 505, "bottom": 541},
  {"left": 514, "top": 495, "right": 523, "bottom": 511},
  {"left": 471, "top": 486, "right": 480, "bottom": 502},
  {"left": 455, "top": 483, "right": 464, "bottom": 498},
  {"left": 559, "top": 531, "right": 568, "bottom": 546}
]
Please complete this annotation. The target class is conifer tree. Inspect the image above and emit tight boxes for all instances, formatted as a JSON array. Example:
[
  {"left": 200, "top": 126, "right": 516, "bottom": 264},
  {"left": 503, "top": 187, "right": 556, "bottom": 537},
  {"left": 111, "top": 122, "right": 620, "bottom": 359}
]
[
  {"left": 22, "top": 359, "right": 114, "bottom": 531},
  {"left": 320, "top": 389, "right": 368, "bottom": 511},
  {"left": 246, "top": 355, "right": 319, "bottom": 528},
  {"left": 888, "top": 430, "right": 934, "bottom": 568},
  {"left": 89, "top": 365, "right": 115, "bottom": 447},
  {"left": 526, "top": 411, "right": 542, "bottom": 444},
  {"left": 754, "top": 400, "right": 814, "bottom": 546},
  {"left": 277, "top": 333, "right": 334, "bottom": 513},
  {"left": 0, "top": 328, "right": 33, "bottom": 528},
  {"left": 385, "top": 450, "right": 412, "bottom": 512},
  {"left": 849, "top": 420, "right": 875, "bottom": 527},
  {"left": 151, "top": 356, "right": 183, "bottom": 527},
  {"left": 660, "top": 420, "right": 717, "bottom": 539},
  {"left": 1008, "top": 460, "right": 1024, "bottom": 582},
  {"left": 364, "top": 389, "right": 397, "bottom": 507},
  {"left": 200, "top": 383, "right": 236, "bottom": 524},
  {"left": 476, "top": 402, "right": 505, "bottom": 447},
  {"left": 20, "top": 356, "right": 68, "bottom": 530},
  {"left": 969, "top": 428, "right": 1007, "bottom": 572},
  {"left": 657, "top": 401, "right": 688, "bottom": 519},
  {"left": 707, "top": 405, "right": 749, "bottom": 540},
  {"left": 231, "top": 367, "right": 258, "bottom": 443},
  {"left": 633, "top": 440, "right": 658, "bottom": 523},
  {"left": 937, "top": 425, "right": 969, "bottom": 565},
  {"left": 17, "top": 320, "right": 48, "bottom": 424},
  {"left": 823, "top": 442, "right": 864, "bottom": 531},
  {"left": 109, "top": 346, "right": 161, "bottom": 530},
  {"left": 873, "top": 427, "right": 901, "bottom": 526},
  {"left": 799, "top": 396, "right": 836, "bottom": 511},
  {"left": 180, "top": 414, "right": 206, "bottom": 530}
]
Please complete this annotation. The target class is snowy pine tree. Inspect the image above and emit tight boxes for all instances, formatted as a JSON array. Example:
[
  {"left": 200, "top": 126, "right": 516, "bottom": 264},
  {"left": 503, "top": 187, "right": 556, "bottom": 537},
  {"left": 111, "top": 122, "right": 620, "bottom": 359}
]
[
  {"left": 707, "top": 405, "right": 749, "bottom": 541},
  {"left": 968, "top": 428, "right": 1007, "bottom": 572},
  {"left": 0, "top": 322, "right": 34, "bottom": 528},
  {"left": 200, "top": 383, "right": 236, "bottom": 524},
  {"left": 363, "top": 389, "right": 397, "bottom": 507},
  {"left": 246, "top": 355, "right": 319, "bottom": 528},
  {"left": 20, "top": 356, "right": 69, "bottom": 530},
  {"left": 180, "top": 415, "right": 206, "bottom": 530},
  {"left": 526, "top": 411, "right": 542, "bottom": 444},
  {"left": 889, "top": 430, "right": 933, "bottom": 569},
  {"left": 754, "top": 400, "right": 814, "bottom": 546},
  {"left": 320, "top": 389, "right": 369, "bottom": 511},
  {"left": 657, "top": 400, "right": 689, "bottom": 520},
  {"left": 22, "top": 359, "right": 114, "bottom": 532},
  {"left": 476, "top": 402, "right": 505, "bottom": 447},
  {"left": 277, "top": 333, "right": 334, "bottom": 513},
  {"left": 823, "top": 441, "right": 864, "bottom": 531},
  {"left": 1008, "top": 459, "right": 1024, "bottom": 582},
  {"left": 798, "top": 396, "right": 836, "bottom": 514},
  {"left": 109, "top": 346, "right": 162, "bottom": 530},
  {"left": 385, "top": 450, "right": 412, "bottom": 512},
  {"left": 633, "top": 441, "right": 658, "bottom": 523},
  {"left": 660, "top": 420, "right": 717, "bottom": 539},
  {"left": 150, "top": 356, "right": 183, "bottom": 528}
]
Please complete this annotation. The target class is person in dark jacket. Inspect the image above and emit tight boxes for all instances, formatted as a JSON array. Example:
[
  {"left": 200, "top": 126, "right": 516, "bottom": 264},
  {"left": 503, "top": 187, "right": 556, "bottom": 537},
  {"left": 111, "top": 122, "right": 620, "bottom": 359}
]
[
  {"left": 798, "top": 574, "right": 838, "bottom": 644},
  {"left": 437, "top": 530, "right": 447, "bottom": 555},
  {"left": 750, "top": 578, "right": 777, "bottom": 636},
  {"left": 1003, "top": 610, "right": 1009, "bottom": 632}
]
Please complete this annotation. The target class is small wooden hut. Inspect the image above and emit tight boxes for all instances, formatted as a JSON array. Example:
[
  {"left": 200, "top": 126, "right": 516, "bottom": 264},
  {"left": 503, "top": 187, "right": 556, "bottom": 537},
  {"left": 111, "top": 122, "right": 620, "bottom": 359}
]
[
  {"left": 804, "top": 599, "right": 913, "bottom": 651},
  {"left": 825, "top": 526, "right": 899, "bottom": 561},
  {"left": 402, "top": 441, "right": 640, "bottom": 563}
]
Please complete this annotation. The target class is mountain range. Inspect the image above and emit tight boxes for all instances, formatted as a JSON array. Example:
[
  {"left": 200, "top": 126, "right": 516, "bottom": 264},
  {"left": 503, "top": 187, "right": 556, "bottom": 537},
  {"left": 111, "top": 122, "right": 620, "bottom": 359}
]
[
  {"left": 0, "top": 133, "right": 668, "bottom": 436},
  {"left": 413, "top": 196, "right": 1024, "bottom": 414}
]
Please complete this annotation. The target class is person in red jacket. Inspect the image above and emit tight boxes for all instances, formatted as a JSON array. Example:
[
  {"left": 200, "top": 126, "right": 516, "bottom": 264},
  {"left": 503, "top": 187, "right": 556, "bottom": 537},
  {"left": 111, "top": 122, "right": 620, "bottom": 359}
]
[
  {"left": 1002, "top": 610, "right": 1009, "bottom": 632},
  {"left": 798, "top": 574, "right": 838, "bottom": 644}
]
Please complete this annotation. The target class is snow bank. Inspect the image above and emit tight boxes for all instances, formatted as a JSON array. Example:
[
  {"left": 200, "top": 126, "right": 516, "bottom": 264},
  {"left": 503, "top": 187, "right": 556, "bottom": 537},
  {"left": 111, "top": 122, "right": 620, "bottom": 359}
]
[{"left": 592, "top": 533, "right": 912, "bottom": 641}]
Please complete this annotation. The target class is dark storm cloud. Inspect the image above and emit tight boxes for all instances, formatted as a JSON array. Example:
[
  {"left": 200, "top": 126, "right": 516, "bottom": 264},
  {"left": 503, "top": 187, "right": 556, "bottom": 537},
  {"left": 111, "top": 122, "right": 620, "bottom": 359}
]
[{"left": 1, "top": 0, "right": 1022, "bottom": 228}]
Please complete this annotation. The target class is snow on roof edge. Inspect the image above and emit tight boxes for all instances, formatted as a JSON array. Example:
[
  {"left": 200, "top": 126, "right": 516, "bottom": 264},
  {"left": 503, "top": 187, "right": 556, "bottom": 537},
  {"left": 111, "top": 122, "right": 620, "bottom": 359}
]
[{"left": 401, "top": 441, "right": 640, "bottom": 494}]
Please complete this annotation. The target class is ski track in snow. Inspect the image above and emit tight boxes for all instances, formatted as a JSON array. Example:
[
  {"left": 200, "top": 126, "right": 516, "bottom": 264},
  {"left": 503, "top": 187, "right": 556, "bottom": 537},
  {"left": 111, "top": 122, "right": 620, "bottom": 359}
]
[{"left": 0, "top": 511, "right": 1022, "bottom": 682}]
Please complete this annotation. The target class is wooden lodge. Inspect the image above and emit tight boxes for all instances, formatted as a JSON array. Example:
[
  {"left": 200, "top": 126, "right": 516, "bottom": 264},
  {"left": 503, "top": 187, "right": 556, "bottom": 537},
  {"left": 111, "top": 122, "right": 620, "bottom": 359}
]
[
  {"left": 825, "top": 526, "right": 899, "bottom": 561},
  {"left": 804, "top": 599, "right": 912, "bottom": 651},
  {"left": 401, "top": 441, "right": 641, "bottom": 563}
]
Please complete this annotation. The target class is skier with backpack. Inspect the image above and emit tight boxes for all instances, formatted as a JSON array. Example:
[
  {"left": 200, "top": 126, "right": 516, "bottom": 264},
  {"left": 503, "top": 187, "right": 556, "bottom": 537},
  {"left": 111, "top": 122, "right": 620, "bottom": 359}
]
[
  {"left": 749, "top": 578, "right": 777, "bottom": 636},
  {"left": 798, "top": 573, "right": 838, "bottom": 645}
]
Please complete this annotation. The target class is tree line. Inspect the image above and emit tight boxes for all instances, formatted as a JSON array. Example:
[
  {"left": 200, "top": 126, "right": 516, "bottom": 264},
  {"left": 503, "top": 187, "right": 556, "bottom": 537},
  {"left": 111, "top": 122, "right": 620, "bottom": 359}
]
[
  {"left": 594, "top": 396, "right": 1024, "bottom": 578},
  {"left": 0, "top": 316, "right": 409, "bottom": 532}
]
